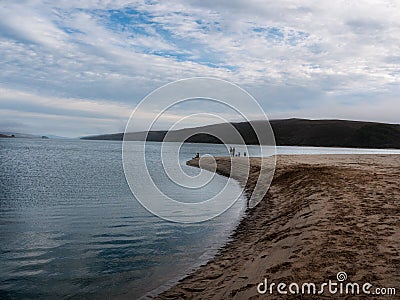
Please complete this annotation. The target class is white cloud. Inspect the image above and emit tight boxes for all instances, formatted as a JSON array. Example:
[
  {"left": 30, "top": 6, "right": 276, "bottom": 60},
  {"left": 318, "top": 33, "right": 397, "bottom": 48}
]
[
  {"left": 0, "top": 88, "right": 256, "bottom": 136},
  {"left": 0, "top": 88, "right": 134, "bottom": 118},
  {"left": 0, "top": 0, "right": 399, "bottom": 135}
]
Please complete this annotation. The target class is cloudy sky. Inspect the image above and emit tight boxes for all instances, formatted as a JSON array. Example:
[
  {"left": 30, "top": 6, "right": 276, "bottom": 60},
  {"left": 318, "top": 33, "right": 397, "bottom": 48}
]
[{"left": 0, "top": 0, "right": 399, "bottom": 137}]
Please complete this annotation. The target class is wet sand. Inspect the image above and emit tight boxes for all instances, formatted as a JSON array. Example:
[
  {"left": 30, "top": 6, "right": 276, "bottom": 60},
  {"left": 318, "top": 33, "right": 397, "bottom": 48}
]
[{"left": 158, "top": 155, "right": 399, "bottom": 299}]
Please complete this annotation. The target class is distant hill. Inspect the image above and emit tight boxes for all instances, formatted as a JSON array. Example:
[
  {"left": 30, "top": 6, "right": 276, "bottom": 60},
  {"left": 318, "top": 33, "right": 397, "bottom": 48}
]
[
  {"left": 0, "top": 132, "right": 39, "bottom": 138},
  {"left": 0, "top": 132, "right": 68, "bottom": 139},
  {"left": 81, "top": 119, "right": 400, "bottom": 149}
]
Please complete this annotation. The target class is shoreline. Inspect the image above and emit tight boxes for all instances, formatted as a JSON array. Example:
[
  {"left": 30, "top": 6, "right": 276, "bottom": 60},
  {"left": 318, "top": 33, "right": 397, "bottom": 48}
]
[
  {"left": 157, "top": 154, "right": 399, "bottom": 299},
  {"left": 143, "top": 166, "right": 248, "bottom": 299},
  {"left": 144, "top": 191, "right": 247, "bottom": 299}
]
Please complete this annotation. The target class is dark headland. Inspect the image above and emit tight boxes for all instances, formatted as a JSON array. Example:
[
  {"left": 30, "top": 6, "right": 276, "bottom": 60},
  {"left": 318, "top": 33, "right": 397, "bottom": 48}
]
[{"left": 81, "top": 118, "right": 400, "bottom": 149}]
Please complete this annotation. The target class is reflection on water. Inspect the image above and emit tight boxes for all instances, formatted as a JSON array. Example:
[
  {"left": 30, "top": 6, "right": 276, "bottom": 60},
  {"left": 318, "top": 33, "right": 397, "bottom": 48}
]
[{"left": 0, "top": 139, "right": 246, "bottom": 299}]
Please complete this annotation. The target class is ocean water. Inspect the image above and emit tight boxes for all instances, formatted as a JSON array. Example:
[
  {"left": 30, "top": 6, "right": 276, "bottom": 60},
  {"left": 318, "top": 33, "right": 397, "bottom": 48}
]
[
  {"left": 1, "top": 139, "right": 399, "bottom": 299},
  {"left": 0, "top": 139, "right": 247, "bottom": 299}
]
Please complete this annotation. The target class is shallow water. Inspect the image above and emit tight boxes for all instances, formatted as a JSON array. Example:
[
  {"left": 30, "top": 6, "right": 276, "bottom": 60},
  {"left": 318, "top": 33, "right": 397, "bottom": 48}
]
[{"left": 0, "top": 139, "right": 246, "bottom": 299}]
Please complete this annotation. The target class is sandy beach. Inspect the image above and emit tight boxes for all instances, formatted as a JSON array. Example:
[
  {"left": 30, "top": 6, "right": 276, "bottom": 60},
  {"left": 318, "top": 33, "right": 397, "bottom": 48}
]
[{"left": 158, "top": 155, "right": 399, "bottom": 299}]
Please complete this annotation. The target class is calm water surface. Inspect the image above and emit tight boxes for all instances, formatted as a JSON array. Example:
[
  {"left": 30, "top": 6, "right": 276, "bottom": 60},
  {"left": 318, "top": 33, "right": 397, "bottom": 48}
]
[{"left": 0, "top": 139, "right": 246, "bottom": 299}]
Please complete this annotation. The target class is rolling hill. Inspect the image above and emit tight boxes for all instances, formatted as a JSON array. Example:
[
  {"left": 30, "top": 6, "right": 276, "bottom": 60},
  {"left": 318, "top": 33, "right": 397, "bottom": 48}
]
[{"left": 81, "top": 119, "right": 400, "bottom": 149}]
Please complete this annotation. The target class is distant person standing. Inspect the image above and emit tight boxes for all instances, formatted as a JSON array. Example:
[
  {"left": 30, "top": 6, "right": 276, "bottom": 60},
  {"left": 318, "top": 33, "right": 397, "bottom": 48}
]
[
  {"left": 244, "top": 152, "right": 246, "bottom": 157},
  {"left": 232, "top": 147, "right": 235, "bottom": 157}
]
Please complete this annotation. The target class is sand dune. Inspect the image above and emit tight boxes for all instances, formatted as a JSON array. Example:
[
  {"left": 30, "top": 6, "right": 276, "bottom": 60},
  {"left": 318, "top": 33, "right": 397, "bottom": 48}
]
[{"left": 157, "top": 155, "right": 399, "bottom": 299}]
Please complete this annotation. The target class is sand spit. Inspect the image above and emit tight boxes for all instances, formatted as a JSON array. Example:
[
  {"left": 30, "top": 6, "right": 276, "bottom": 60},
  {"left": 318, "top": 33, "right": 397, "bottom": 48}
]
[{"left": 158, "top": 155, "right": 400, "bottom": 299}]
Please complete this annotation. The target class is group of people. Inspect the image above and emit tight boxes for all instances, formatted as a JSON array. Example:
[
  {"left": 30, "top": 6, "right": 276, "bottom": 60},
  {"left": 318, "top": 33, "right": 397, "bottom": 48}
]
[
  {"left": 229, "top": 147, "right": 246, "bottom": 157},
  {"left": 192, "top": 147, "right": 247, "bottom": 159}
]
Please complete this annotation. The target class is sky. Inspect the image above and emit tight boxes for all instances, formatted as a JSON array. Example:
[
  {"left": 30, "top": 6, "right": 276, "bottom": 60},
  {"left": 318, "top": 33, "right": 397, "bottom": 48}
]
[{"left": 0, "top": 0, "right": 399, "bottom": 137}]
